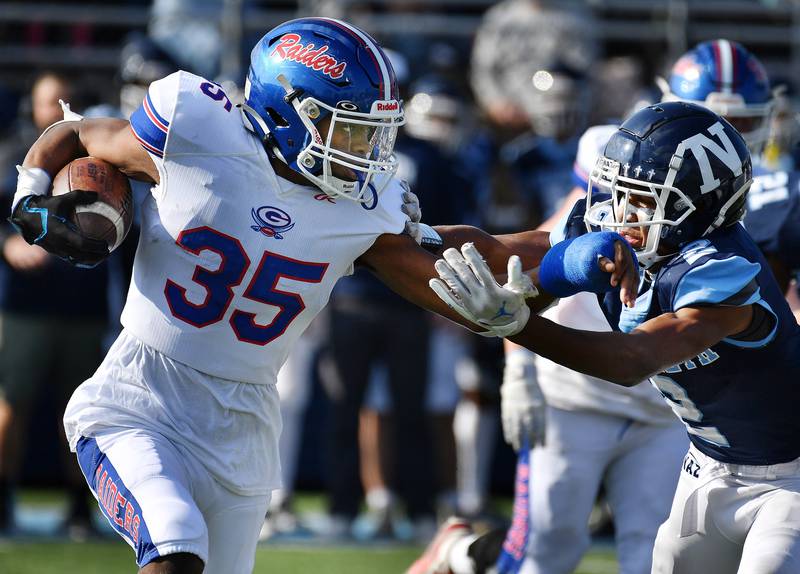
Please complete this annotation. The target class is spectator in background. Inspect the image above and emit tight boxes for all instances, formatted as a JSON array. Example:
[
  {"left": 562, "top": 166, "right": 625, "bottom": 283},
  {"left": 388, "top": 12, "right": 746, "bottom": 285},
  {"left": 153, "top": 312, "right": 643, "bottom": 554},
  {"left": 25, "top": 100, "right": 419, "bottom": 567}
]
[{"left": 0, "top": 72, "right": 108, "bottom": 538}]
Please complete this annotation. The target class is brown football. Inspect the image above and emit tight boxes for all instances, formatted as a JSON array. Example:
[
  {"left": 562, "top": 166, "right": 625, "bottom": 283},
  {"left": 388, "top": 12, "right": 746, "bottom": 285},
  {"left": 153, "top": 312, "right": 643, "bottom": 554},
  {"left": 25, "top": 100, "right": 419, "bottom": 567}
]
[{"left": 51, "top": 157, "right": 133, "bottom": 252}]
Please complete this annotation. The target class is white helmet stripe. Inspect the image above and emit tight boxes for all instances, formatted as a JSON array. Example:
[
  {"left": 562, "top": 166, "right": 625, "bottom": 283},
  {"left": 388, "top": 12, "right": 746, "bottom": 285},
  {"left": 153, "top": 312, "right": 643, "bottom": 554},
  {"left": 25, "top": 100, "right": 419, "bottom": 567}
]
[
  {"left": 717, "top": 39, "right": 733, "bottom": 93},
  {"left": 319, "top": 17, "right": 392, "bottom": 100}
]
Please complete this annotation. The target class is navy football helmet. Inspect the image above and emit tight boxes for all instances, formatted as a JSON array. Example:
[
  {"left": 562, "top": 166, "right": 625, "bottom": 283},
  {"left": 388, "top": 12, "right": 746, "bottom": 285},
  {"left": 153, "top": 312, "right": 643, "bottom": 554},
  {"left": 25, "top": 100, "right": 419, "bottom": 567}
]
[
  {"left": 585, "top": 102, "right": 752, "bottom": 268},
  {"left": 660, "top": 40, "right": 773, "bottom": 156},
  {"left": 241, "top": 17, "right": 405, "bottom": 202}
]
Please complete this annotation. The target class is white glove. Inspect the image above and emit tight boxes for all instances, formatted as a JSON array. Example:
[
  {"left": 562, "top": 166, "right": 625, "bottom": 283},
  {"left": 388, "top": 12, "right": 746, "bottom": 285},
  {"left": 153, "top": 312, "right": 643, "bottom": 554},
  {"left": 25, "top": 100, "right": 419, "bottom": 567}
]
[
  {"left": 501, "top": 349, "right": 546, "bottom": 451},
  {"left": 429, "top": 243, "right": 538, "bottom": 337},
  {"left": 400, "top": 183, "right": 422, "bottom": 244}
]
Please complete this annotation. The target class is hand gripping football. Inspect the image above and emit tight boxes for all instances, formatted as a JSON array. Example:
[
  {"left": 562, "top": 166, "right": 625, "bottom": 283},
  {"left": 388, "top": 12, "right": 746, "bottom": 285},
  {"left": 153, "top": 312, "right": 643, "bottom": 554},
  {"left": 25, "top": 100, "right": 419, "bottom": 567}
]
[{"left": 51, "top": 157, "right": 133, "bottom": 252}]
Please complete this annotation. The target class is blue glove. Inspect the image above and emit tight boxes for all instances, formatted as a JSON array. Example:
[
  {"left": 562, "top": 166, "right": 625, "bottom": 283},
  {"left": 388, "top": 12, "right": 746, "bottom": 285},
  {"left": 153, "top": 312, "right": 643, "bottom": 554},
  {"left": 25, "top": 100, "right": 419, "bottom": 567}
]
[{"left": 539, "top": 231, "right": 637, "bottom": 297}]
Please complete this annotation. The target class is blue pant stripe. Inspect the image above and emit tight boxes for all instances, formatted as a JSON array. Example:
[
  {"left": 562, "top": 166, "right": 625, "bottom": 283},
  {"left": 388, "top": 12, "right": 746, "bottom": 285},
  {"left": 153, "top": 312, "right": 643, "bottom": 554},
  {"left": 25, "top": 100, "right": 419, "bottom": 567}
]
[{"left": 76, "top": 436, "right": 160, "bottom": 566}]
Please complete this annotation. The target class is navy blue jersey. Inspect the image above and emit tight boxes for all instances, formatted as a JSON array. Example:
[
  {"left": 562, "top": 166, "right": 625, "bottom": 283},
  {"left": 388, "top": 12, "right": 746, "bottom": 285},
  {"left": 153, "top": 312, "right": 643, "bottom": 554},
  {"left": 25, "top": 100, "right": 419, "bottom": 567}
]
[
  {"left": 555, "top": 197, "right": 800, "bottom": 465},
  {"left": 744, "top": 166, "right": 800, "bottom": 274}
]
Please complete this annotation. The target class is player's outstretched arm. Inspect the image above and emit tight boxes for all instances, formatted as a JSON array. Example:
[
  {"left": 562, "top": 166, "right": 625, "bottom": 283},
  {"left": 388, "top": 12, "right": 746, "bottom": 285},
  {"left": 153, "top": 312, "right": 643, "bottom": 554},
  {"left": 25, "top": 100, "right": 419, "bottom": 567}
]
[
  {"left": 429, "top": 240, "right": 754, "bottom": 384},
  {"left": 508, "top": 305, "right": 754, "bottom": 385},
  {"left": 363, "top": 225, "right": 638, "bottom": 336},
  {"left": 360, "top": 231, "right": 505, "bottom": 332}
]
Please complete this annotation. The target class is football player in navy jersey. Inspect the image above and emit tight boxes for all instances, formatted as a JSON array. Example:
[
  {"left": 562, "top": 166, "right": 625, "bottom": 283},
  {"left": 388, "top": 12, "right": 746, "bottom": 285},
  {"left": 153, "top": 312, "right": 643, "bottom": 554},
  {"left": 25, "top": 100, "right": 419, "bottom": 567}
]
[{"left": 431, "top": 101, "right": 800, "bottom": 573}]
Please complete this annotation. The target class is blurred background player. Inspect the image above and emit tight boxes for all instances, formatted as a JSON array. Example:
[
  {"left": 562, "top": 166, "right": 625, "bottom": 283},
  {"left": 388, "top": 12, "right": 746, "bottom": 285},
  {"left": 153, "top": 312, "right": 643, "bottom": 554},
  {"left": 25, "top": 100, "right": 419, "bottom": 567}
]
[
  {"left": 0, "top": 72, "right": 108, "bottom": 538},
  {"left": 397, "top": 74, "right": 482, "bottom": 526},
  {"left": 495, "top": 125, "right": 687, "bottom": 574},
  {"left": 440, "top": 0, "right": 602, "bottom": 525},
  {"left": 658, "top": 39, "right": 800, "bottom": 320}
]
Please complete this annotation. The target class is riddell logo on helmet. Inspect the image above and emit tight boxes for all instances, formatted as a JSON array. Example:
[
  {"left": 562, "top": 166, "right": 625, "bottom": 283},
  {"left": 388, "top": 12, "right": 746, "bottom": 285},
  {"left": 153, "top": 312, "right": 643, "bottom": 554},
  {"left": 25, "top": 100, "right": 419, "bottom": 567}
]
[
  {"left": 375, "top": 101, "right": 398, "bottom": 112},
  {"left": 271, "top": 33, "right": 347, "bottom": 80}
]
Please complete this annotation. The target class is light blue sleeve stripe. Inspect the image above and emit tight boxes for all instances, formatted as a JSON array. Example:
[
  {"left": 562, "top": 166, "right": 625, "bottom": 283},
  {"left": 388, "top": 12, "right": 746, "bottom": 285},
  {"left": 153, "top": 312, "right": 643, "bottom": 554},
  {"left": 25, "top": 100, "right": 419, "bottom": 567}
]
[
  {"left": 722, "top": 300, "right": 778, "bottom": 348},
  {"left": 673, "top": 256, "right": 762, "bottom": 310},
  {"left": 549, "top": 207, "right": 573, "bottom": 247}
]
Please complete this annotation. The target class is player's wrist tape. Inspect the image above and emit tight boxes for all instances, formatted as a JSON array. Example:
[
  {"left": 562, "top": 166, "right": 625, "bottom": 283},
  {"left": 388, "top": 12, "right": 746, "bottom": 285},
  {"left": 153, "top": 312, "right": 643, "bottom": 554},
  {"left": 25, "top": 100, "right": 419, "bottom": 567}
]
[
  {"left": 12, "top": 166, "right": 51, "bottom": 213},
  {"left": 539, "top": 231, "right": 637, "bottom": 297},
  {"left": 418, "top": 222, "right": 443, "bottom": 253}
]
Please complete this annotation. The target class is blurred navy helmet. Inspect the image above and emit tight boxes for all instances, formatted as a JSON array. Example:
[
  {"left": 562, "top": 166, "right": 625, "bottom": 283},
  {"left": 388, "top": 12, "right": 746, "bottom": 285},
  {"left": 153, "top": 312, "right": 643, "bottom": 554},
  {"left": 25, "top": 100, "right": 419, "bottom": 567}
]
[
  {"left": 660, "top": 40, "right": 773, "bottom": 156},
  {"left": 241, "top": 17, "right": 405, "bottom": 202},
  {"left": 119, "top": 33, "right": 178, "bottom": 117},
  {"left": 404, "top": 74, "right": 463, "bottom": 146},
  {"left": 586, "top": 102, "right": 752, "bottom": 268}
]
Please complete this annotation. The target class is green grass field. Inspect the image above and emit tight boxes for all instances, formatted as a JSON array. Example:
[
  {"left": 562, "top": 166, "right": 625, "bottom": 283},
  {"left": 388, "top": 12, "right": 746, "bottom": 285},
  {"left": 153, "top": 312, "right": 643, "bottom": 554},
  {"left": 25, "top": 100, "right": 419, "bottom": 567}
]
[
  {"left": 0, "top": 490, "right": 619, "bottom": 573},
  {"left": 0, "top": 541, "right": 618, "bottom": 574}
]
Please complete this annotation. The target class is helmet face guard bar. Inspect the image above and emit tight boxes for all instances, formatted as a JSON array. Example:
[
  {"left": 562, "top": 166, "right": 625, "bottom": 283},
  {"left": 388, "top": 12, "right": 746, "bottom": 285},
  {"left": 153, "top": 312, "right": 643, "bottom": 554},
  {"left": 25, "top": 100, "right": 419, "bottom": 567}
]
[
  {"left": 294, "top": 96, "right": 404, "bottom": 202},
  {"left": 585, "top": 157, "right": 697, "bottom": 268}
]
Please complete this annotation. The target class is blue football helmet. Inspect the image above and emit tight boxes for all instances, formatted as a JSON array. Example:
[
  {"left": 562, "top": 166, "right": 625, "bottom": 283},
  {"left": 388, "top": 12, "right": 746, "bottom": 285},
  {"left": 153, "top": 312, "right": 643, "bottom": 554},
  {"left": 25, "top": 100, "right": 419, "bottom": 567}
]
[
  {"left": 660, "top": 39, "right": 773, "bottom": 156},
  {"left": 585, "top": 102, "right": 752, "bottom": 268},
  {"left": 241, "top": 17, "right": 405, "bottom": 202}
]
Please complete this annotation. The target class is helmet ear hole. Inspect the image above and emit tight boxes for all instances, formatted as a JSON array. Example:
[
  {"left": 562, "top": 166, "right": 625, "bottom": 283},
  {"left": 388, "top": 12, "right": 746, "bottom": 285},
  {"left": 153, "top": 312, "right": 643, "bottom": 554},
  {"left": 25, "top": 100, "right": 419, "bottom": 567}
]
[{"left": 265, "top": 107, "right": 289, "bottom": 128}]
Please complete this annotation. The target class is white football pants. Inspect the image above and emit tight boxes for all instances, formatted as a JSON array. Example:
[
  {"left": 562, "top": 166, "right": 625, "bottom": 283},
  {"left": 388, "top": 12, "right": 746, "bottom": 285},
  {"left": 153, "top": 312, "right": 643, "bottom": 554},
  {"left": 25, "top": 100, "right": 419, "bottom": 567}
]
[
  {"left": 76, "top": 428, "right": 269, "bottom": 573},
  {"left": 520, "top": 406, "right": 687, "bottom": 574},
  {"left": 652, "top": 444, "right": 800, "bottom": 574}
]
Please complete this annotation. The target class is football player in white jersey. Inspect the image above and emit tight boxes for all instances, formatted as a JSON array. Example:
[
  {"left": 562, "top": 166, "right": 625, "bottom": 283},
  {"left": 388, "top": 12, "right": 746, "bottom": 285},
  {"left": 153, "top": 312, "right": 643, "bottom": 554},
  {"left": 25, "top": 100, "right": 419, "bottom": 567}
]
[{"left": 7, "top": 18, "right": 638, "bottom": 574}]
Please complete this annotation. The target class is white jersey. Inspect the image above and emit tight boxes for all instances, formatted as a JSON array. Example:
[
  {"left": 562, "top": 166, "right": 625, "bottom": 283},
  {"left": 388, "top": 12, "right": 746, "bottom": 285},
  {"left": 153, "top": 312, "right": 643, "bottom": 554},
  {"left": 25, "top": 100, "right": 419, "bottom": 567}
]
[
  {"left": 537, "top": 124, "right": 674, "bottom": 423},
  {"left": 64, "top": 71, "right": 407, "bottom": 495},
  {"left": 122, "top": 71, "right": 407, "bottom": 385}
]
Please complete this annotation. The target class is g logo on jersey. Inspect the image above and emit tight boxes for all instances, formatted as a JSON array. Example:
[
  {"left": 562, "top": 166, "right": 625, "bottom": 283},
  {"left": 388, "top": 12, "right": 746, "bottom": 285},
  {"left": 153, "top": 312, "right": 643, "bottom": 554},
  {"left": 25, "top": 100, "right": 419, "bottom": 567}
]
[{"left": 251, "top": 206, "right": 295, "bottom": 239}]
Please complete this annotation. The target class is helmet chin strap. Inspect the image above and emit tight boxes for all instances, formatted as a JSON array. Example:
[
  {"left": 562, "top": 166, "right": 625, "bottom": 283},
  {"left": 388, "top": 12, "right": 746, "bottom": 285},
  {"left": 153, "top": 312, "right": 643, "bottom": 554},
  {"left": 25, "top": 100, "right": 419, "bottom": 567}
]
[
  {"left": 239, "top": 102, "right": 288, "bottom": 164},
  {"left": 704, "top": 179, "right": 751, "bottom": 234}
]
